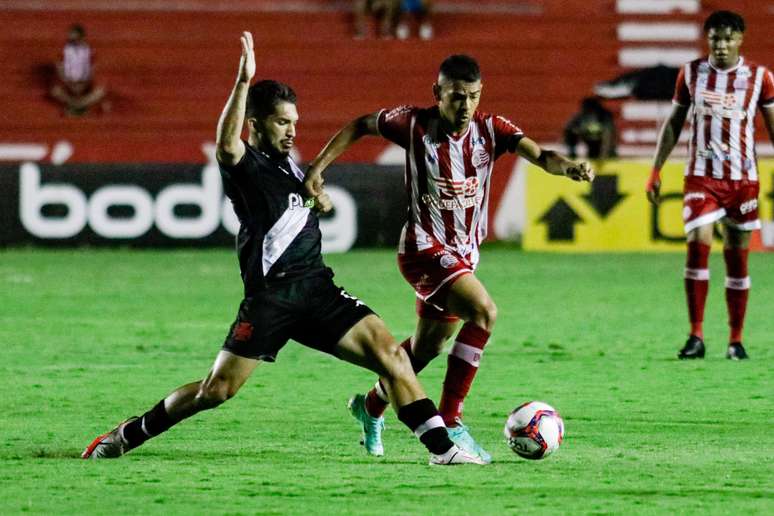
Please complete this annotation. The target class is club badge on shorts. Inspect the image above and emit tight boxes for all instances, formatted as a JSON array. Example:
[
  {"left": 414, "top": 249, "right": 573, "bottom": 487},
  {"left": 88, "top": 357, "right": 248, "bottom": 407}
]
[{"left": 439, "top": 253, "right": 459, "bottom": 269}]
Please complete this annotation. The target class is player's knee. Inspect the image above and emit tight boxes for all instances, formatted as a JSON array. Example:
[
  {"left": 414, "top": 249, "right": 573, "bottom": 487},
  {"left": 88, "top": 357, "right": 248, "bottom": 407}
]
[
  {"left": 379, "top": 347, "right": 413, "bottom": 383},
  {"left": 195, "top": 377, "right": 236, "bottom": 409},
  {"left": 471, "top": 299, "right": 497, "bottom": 331},
  {"left": 372, "top": 334, "right": 412, "bottom": 380}
]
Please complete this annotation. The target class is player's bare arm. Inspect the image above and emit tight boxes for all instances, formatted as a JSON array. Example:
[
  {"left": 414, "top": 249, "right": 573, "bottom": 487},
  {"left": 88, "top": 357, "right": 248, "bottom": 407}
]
[
  {"left": 647, "top": 104, "right": 689, "bottom": 204},
  {"left": 304, "top": 112, "right": 380, "bottom": 197},
  {"left": 515, "top": 136, "right": 595, "bottom": 182},
  {"left": 215, "top": 31, "right": 255, "bottom": 166},
  {"left": 763, "top": 105, "right": 774, "bottom": 145}
]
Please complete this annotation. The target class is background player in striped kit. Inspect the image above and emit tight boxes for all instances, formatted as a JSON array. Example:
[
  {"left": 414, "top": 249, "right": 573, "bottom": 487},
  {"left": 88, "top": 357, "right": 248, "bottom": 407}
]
[
  {"left": 646, "top": 11, "right": 774, "bottom": 360},
  {"left": 305, "top": 54, "right": 593, "bottom": 462}
]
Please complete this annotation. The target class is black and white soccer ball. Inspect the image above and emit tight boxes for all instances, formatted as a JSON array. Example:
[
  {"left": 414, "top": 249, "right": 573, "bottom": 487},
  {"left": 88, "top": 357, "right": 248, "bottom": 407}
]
[{"left": 504, "top": 401, "right": 564, "bottom": 460}]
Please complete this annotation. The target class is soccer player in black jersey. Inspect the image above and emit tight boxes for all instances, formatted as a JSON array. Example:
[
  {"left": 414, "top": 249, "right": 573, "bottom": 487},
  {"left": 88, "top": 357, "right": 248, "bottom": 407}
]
[{"left": 82, "top": 32, "right": 483, "bottom": 465}]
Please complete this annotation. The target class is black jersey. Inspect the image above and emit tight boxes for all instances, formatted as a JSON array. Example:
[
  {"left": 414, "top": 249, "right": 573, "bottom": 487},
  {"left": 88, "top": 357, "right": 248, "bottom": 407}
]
[{"left": 218, "top": 143, "right": 328, "bottom": 293}]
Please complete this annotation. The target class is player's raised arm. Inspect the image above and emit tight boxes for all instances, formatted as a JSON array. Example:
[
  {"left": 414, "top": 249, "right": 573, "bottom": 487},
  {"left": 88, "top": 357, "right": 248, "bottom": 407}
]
[
  {"left": 646, "top": 104, "right": 690, "bottom": 204},
  {"left": 514, "top": 136, "right": 595, "bottom": 182},
  {"left": 304, "top": 112, "right": 380, "bottom": 197},
  {"left": 215, "top": 31, "right": 255, "bottom": 166}
]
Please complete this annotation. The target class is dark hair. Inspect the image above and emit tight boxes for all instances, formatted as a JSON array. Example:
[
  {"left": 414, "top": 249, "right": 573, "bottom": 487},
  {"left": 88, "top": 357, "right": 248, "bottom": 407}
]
[
  {"left": 246, "top": 80, "right": 297, "bottom": 120},
  {"left": 69, "top": 24, "right": 85, "bottom": 37},
  {"left": 703, "top": 10, "right": 745, "bottom": 33},
  {"left": 439, "top": 54, "right": 481, "bottom": 82}
]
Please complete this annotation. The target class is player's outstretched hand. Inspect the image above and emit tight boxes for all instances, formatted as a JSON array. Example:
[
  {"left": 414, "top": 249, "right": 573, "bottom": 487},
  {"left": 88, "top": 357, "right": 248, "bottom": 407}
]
[
  {"left": 238, "top": 31, "right": 255, "bottom": 83},
  {"left": 646, "top": 169, "right": 661, "bottom": 205},
  {"left": 565, "top": 161, "right": 595, "bottom": 182}
]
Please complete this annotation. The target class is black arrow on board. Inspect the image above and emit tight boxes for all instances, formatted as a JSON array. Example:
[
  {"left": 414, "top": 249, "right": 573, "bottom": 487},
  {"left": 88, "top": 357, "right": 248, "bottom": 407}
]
[
  {"left": 538, "top": 198, "right": 582, "bottom": 241},
  {"left": 582, "top": 174, "right": 627, "bottom": 218}
]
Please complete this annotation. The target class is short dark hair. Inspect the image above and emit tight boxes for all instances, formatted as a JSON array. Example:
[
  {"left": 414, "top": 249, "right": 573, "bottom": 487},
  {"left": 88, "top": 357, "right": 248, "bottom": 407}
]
[
  {"left": 704, "top": 10, "right": 745, "bottom": 34},
  {"left": 246, "top": 80, "right": 297, "bottom": 120},
  {"left": 69, "top": 24, "right": 85, "bottom": 37},
  {"left": 439, "top": 55, "right": 481, "bottom": 82}
]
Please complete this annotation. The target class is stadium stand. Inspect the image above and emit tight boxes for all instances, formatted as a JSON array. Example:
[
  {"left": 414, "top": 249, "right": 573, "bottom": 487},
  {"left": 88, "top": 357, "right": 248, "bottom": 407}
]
[{"left": 0, "top": 0, "right": 772, "bottom": 163}]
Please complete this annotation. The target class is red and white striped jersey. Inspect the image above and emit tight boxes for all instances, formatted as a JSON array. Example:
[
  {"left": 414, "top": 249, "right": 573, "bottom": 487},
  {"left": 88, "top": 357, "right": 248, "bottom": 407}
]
[
  {"left": 377, "top": 105, "right": 523, "bottom": 262},
  {"left": 674, "top": 56, "right": 774, "bottom": 181}
]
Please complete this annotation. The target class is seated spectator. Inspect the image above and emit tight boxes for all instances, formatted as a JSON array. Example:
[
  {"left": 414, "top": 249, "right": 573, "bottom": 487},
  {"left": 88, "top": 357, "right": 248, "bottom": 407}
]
[
  {"left": 50, "top": 24, "right": 108, "bottom": 115},
  {"left": 354, "top": 0, "right": 400, "bottom": 39},
  {"left": 396, "top": 0, "right": 434, "bottom": 40},
  {"left": 563, "top": 97, "right": 617, "bottom": 159}
]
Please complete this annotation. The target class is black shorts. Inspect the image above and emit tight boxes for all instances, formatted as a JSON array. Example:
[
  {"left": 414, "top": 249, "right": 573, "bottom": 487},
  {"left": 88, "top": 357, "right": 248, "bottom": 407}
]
[{"left": 222, "top": 274, "right": 375, "bottom": 362}]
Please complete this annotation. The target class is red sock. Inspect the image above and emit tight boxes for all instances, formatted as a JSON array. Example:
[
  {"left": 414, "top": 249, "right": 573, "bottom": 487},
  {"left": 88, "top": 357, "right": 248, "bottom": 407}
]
[
  {"left": 724, "top": 247, "right": 750, "bottom": 343},
  {"left": 365, "top": 338, "right": 431, "bottom": 418},
  {"left": 685, "top": 241, "right": 710, "bottom": 339},
  {"left": 438, "top": 322, "right": 490, "bottom": 427}
]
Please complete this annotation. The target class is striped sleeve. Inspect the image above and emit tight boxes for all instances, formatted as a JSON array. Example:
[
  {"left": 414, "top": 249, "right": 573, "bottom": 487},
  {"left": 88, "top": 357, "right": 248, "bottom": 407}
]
[
  {"left": 758, "top": 67, "right": 774, "bottom": 107},
  {"left": 377, "top": 105, "right": 415, "bottom": 149},
  {"left": 672, "top": 64, "right": 691, "bottom": 106},
  {"left": 492, "top": 114, "right": 524, "bottom": 158}
]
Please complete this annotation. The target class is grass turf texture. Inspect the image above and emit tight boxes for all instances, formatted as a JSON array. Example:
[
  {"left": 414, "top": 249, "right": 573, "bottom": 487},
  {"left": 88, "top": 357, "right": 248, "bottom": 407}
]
[{"left": 1, "top": 247, "right": 772, "bottom": 514}]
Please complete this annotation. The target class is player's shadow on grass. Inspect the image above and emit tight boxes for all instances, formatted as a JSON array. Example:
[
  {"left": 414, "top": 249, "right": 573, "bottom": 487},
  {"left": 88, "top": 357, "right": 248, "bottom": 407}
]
[{"left": 4, "top": 448, "right": 84, "bottom": 460}]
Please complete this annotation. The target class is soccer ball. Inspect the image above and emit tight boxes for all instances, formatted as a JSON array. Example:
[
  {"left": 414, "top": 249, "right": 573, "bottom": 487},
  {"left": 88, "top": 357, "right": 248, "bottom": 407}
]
[{"left": 503, "top": 401, "right": 564, "bottom": 460}]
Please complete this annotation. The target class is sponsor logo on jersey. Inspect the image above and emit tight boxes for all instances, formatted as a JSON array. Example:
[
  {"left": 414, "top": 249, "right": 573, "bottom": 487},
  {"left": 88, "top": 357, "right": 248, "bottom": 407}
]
[
  {"left": 701, "top": 90, "right": 738, "bottom": 109},
  {"left": 434, "top": 176, "right": 480, "bottom": 197},
  {"left": 422, "top": 191, "right": 484, "bottom": 210},
  {"left": 288, "top": 192, "right": 311, "bottom": 210}
]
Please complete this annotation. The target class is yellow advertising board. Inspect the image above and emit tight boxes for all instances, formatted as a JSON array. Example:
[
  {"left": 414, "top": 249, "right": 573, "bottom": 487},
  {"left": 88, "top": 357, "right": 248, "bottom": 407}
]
[{"left": 523, "top": 159, "right": 774, "bottom": 251}]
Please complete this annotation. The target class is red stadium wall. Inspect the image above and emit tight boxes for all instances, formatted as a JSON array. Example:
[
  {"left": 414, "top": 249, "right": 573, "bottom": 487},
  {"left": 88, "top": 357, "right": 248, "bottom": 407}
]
[{"left": 2, "top": 0, "right": 772, "bottom": 165}]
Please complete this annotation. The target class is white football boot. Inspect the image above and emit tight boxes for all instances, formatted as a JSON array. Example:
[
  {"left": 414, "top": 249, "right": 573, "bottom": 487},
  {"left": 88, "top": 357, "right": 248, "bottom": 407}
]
[
  {"left": 429, "top": 444, "right": 488, "bottom": 465},
  {"left": 81, "top": 417, "right": 137, "bottom": 459}
]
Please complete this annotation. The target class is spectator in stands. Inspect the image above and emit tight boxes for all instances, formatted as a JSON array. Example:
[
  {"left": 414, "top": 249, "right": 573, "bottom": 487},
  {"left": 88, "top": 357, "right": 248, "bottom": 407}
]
[
  {"left": 563, "top": 97, "right": 617, "bottom": 159},
  {"left": 354, "top": 0, "right": 400, "bottom": 39},
  {"left": 396, "top": 0, "right": 434, "bottom": 40},
  {"left": 50, "top": 24, "right": 107, "bottom": 116}
]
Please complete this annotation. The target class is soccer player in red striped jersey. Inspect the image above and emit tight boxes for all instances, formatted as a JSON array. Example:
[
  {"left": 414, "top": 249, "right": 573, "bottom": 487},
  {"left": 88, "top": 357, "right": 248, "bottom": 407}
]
[
  {"left": 646, "top": 11, "right": 774, "bottom": 360},
  {"left": 305, "top": 55, "right": 593, "bottom": 461}
]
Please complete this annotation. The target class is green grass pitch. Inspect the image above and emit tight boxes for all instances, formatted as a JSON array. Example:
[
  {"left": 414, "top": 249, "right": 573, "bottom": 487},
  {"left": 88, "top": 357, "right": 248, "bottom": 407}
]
[{"left": 1, "top": 247, "right": 772, "bottom": 514}]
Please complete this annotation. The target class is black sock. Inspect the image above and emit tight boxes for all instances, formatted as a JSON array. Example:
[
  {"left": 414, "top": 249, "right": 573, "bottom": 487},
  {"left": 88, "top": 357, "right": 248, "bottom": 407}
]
[
  {"left": 397, "top": 398, "right": 454, "bottom": 455},
  {"left": 122, "top": 400, "right": 175, "bottom": 450}
]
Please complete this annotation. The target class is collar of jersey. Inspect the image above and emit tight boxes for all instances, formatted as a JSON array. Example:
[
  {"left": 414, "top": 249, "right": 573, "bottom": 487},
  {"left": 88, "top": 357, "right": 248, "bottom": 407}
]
[{"left": 707, "top": 56, "right": 744, "bottom": 74}]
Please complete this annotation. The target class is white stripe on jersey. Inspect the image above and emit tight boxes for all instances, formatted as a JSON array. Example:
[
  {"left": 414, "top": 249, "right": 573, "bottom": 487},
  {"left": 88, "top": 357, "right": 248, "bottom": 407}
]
[
  {"left": 693, "top": 64, "right": 707, "bottom": 177},
  {"left": 405, "top": 114, "right": 432, "bottom": 253},
  {"left": 709, "top": 72, "right": 727, "bottom": 179},
  {"left": 448, "top": 137, "right": 467, "bottom": 249},
  {"left": 425, "top": 120, "right": 449, "bottom": 248},
  {"left": 262, "top": 203, "right": 310, "bottom": 275},
  {"left": 729, "top": 81, "right": 744, "bottom": 180}
]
